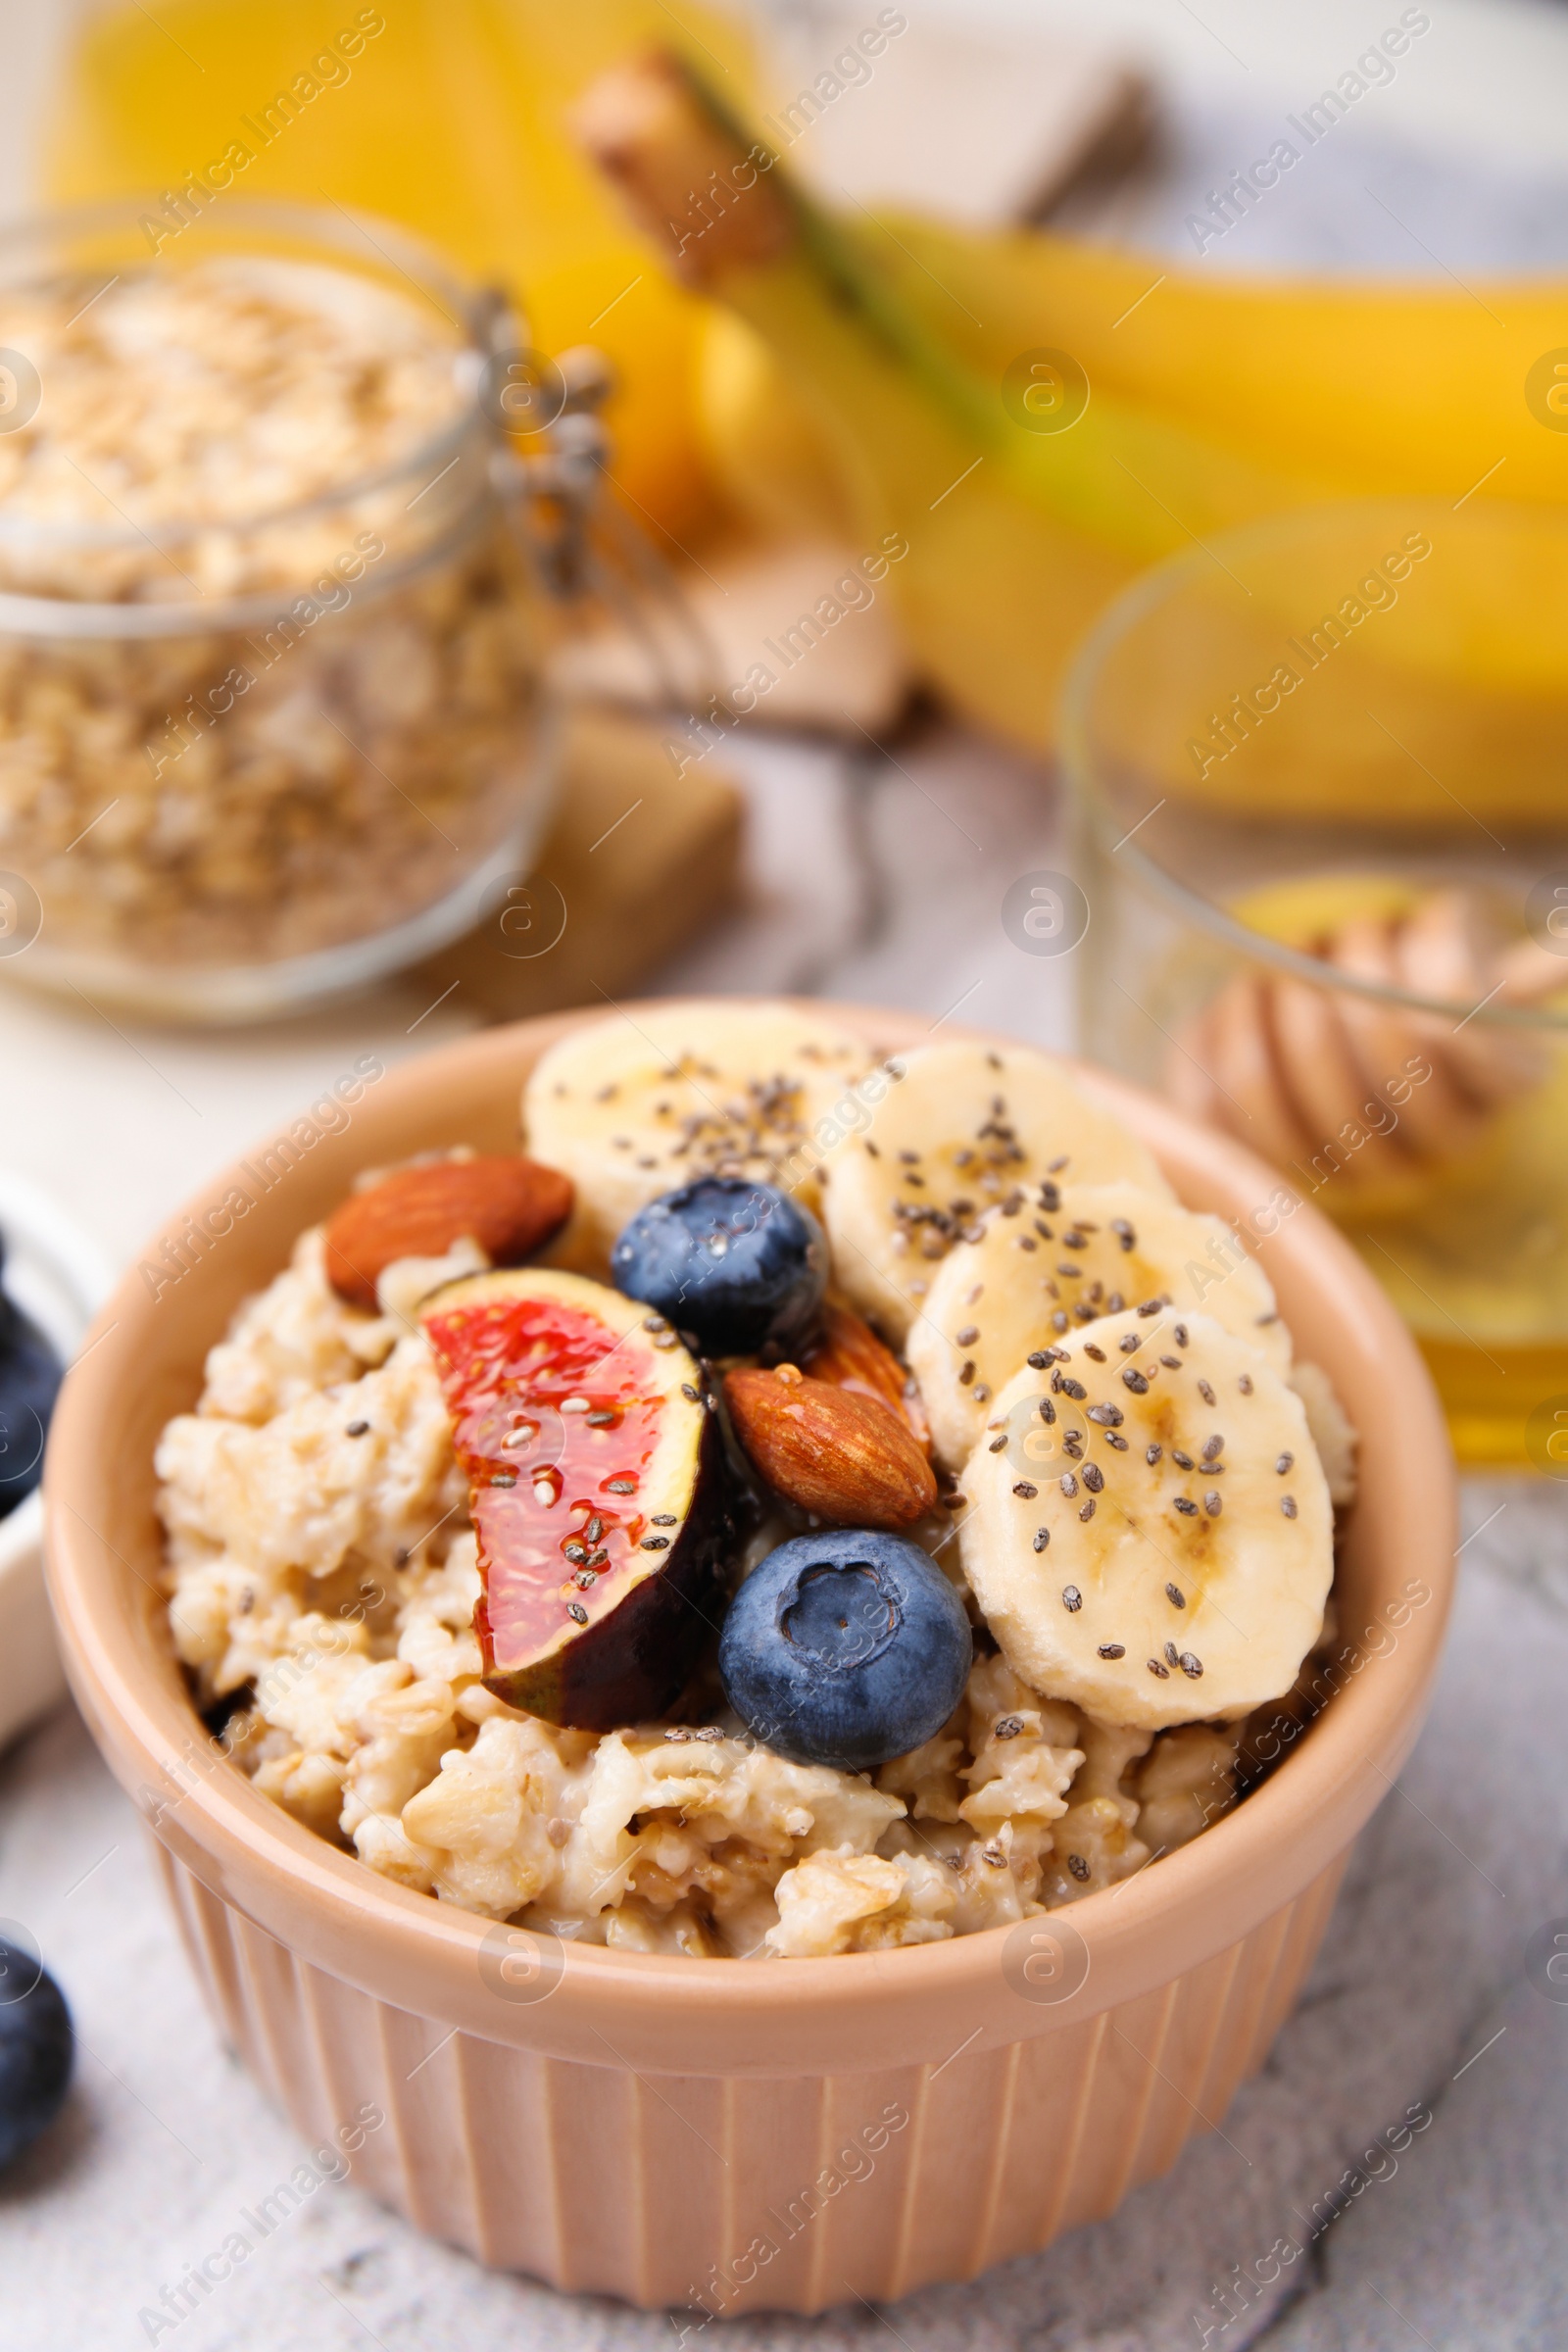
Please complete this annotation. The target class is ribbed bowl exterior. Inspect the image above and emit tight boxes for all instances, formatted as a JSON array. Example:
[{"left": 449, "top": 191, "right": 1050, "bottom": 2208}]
[
  {"left": 46, "top": 1006, "right": 1456, "bottom": 2316},
  {"left": 151, "top": 1835, "right": 1346, "bottom": 2310}
]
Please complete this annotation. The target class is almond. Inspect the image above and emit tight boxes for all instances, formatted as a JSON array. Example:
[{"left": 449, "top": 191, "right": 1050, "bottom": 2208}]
[
  {"left": 803, "top": 1302, "right": 931, "bottom": 1453},
  {"left": 723, "top": 1365, "right": 937, "bottom": 1529},
  {"left": 325, "top": 1155, "right": 573, "bottom": 1310}
]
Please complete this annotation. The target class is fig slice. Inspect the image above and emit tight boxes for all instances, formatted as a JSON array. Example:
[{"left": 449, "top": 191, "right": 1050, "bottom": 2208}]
[{"left": 420, "top": 1268, "right": 728, "bottom": 1729}]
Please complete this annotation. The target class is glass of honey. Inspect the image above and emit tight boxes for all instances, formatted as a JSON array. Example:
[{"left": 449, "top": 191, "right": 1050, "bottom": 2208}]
[{"left": 1061, "top": 499, "right": 1568, "bottom": 1469}]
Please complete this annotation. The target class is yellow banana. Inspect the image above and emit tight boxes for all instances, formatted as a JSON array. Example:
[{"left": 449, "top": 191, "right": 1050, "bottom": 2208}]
[
  {"left": 699, "top": 307, "right": 852, "bottom": 542},
  {"left": 577, "top": 54, "right": 1354, "bottom": 750},
  {"left": 582, "top": 56, "right": 1568, "bottom": 773},
  {"left": 869, "top": 219, "right": 1568, "bottom": 506},
  {"left": 701, "top": 213, "right": 1568, "bottom": 545}
]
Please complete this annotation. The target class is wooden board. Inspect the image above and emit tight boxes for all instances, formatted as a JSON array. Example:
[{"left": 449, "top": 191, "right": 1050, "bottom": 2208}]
[
  {"left": 548, "top": 537, "right": 916, "bottom": 736},
  {"left": 760, "top": 14, "right": 1154, "bottom": 230},
  {"left": 412, "top": 705, "right": 745, "bottom": 1023}
]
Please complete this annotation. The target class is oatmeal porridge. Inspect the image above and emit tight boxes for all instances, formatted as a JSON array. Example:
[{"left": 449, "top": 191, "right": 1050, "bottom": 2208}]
[{"left": 158, "top": 1006, "right": 1354, "bottom": 1959}]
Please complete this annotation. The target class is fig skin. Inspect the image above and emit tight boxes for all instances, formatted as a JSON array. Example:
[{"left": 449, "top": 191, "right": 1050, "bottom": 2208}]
[
  {"left": 478, "top": 1412, "right": 732, "bottom": 1730},
  {"left": 422, "top": 1267, "right": 733, "bottom": 1732}
]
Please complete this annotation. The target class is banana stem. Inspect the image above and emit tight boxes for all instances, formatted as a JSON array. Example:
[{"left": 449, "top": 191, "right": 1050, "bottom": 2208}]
[{"left": 574, "top": 51, "right": 1327, "bottom": 561}]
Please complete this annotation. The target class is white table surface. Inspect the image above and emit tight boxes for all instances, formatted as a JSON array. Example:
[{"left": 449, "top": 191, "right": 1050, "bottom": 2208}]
[
  {"left": 6, "top": 9, "right": 1568, "bottom": 2347},
  {"left": 5, "top": 710, "right": 1567, "bottom": 2352}
]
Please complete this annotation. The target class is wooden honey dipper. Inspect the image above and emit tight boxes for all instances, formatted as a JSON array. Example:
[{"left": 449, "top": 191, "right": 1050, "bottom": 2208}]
[{"left": 1166, "top": 887, "right": 1568, "bottom": 1187}]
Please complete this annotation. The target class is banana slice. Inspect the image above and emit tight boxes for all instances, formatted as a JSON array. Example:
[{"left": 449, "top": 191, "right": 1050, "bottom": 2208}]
[
  {"left": 908, "top": 1181, "right": 1290, "bottom": 1472},
  {"left": 956, "top": 1306, "right": 1333, "bottom": 1731},
  {"left": 523, "top": 1001, "right": 876, "bottom": 1270},
  {"left": 1288, "top": 1359, "right": 1358, "bottom": 1509},
  {"left": 818, "top": 1042, "right": 1171, "bottom": 1346}
]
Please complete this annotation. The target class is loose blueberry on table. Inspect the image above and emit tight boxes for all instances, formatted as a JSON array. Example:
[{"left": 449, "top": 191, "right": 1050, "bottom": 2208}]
[
  {"left": 0, "top": 1237, "right": 62, "bottom": 1520},
  {"left": 611, "top": 1178, "right": 827, "bottom": 1357},
  {"left": 719, "top": 1530, "right": 972, "bottom": 1772},
  {"left": 0, "top": 1937, "right": 74, "bottom": 2171}
]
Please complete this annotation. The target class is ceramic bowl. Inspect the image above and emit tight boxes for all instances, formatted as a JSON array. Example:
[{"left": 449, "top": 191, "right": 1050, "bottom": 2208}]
[{"left": 42, "top": 1005, "right": 1456, "bottom": 2313}]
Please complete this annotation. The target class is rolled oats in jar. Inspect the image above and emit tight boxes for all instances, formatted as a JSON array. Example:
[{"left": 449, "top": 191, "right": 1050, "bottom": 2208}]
[{"left": 0, "top": 203, "right": 555, "bottom": 1014}]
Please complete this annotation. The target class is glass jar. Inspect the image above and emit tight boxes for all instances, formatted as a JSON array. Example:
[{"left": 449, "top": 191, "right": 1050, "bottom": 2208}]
[
  {"left": 1062, "top": 500, "right": 1568, "bottom": 1469},
  {"left": 0, "top": 198, "right": 558, "bottom": 1020}
]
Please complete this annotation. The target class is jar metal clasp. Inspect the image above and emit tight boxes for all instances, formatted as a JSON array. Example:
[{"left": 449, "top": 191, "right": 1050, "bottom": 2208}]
[{"left": 475, "top": 287, "right": 719, "bottom": 711}]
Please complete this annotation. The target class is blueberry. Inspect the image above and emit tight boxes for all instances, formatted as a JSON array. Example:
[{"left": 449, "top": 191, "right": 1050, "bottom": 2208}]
[
  {"left": 719, "top": 1530, "right": 972, "bottom": 1772},
  {"left": 611, "top": 1179, "right": 826, "bottom": 1357},
  {"left": 0, "top": 1934, "right": 74, "bottom": 2171},
  {"left": 0, "top": 1239, "right": 62, "bottom": 1523}
]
